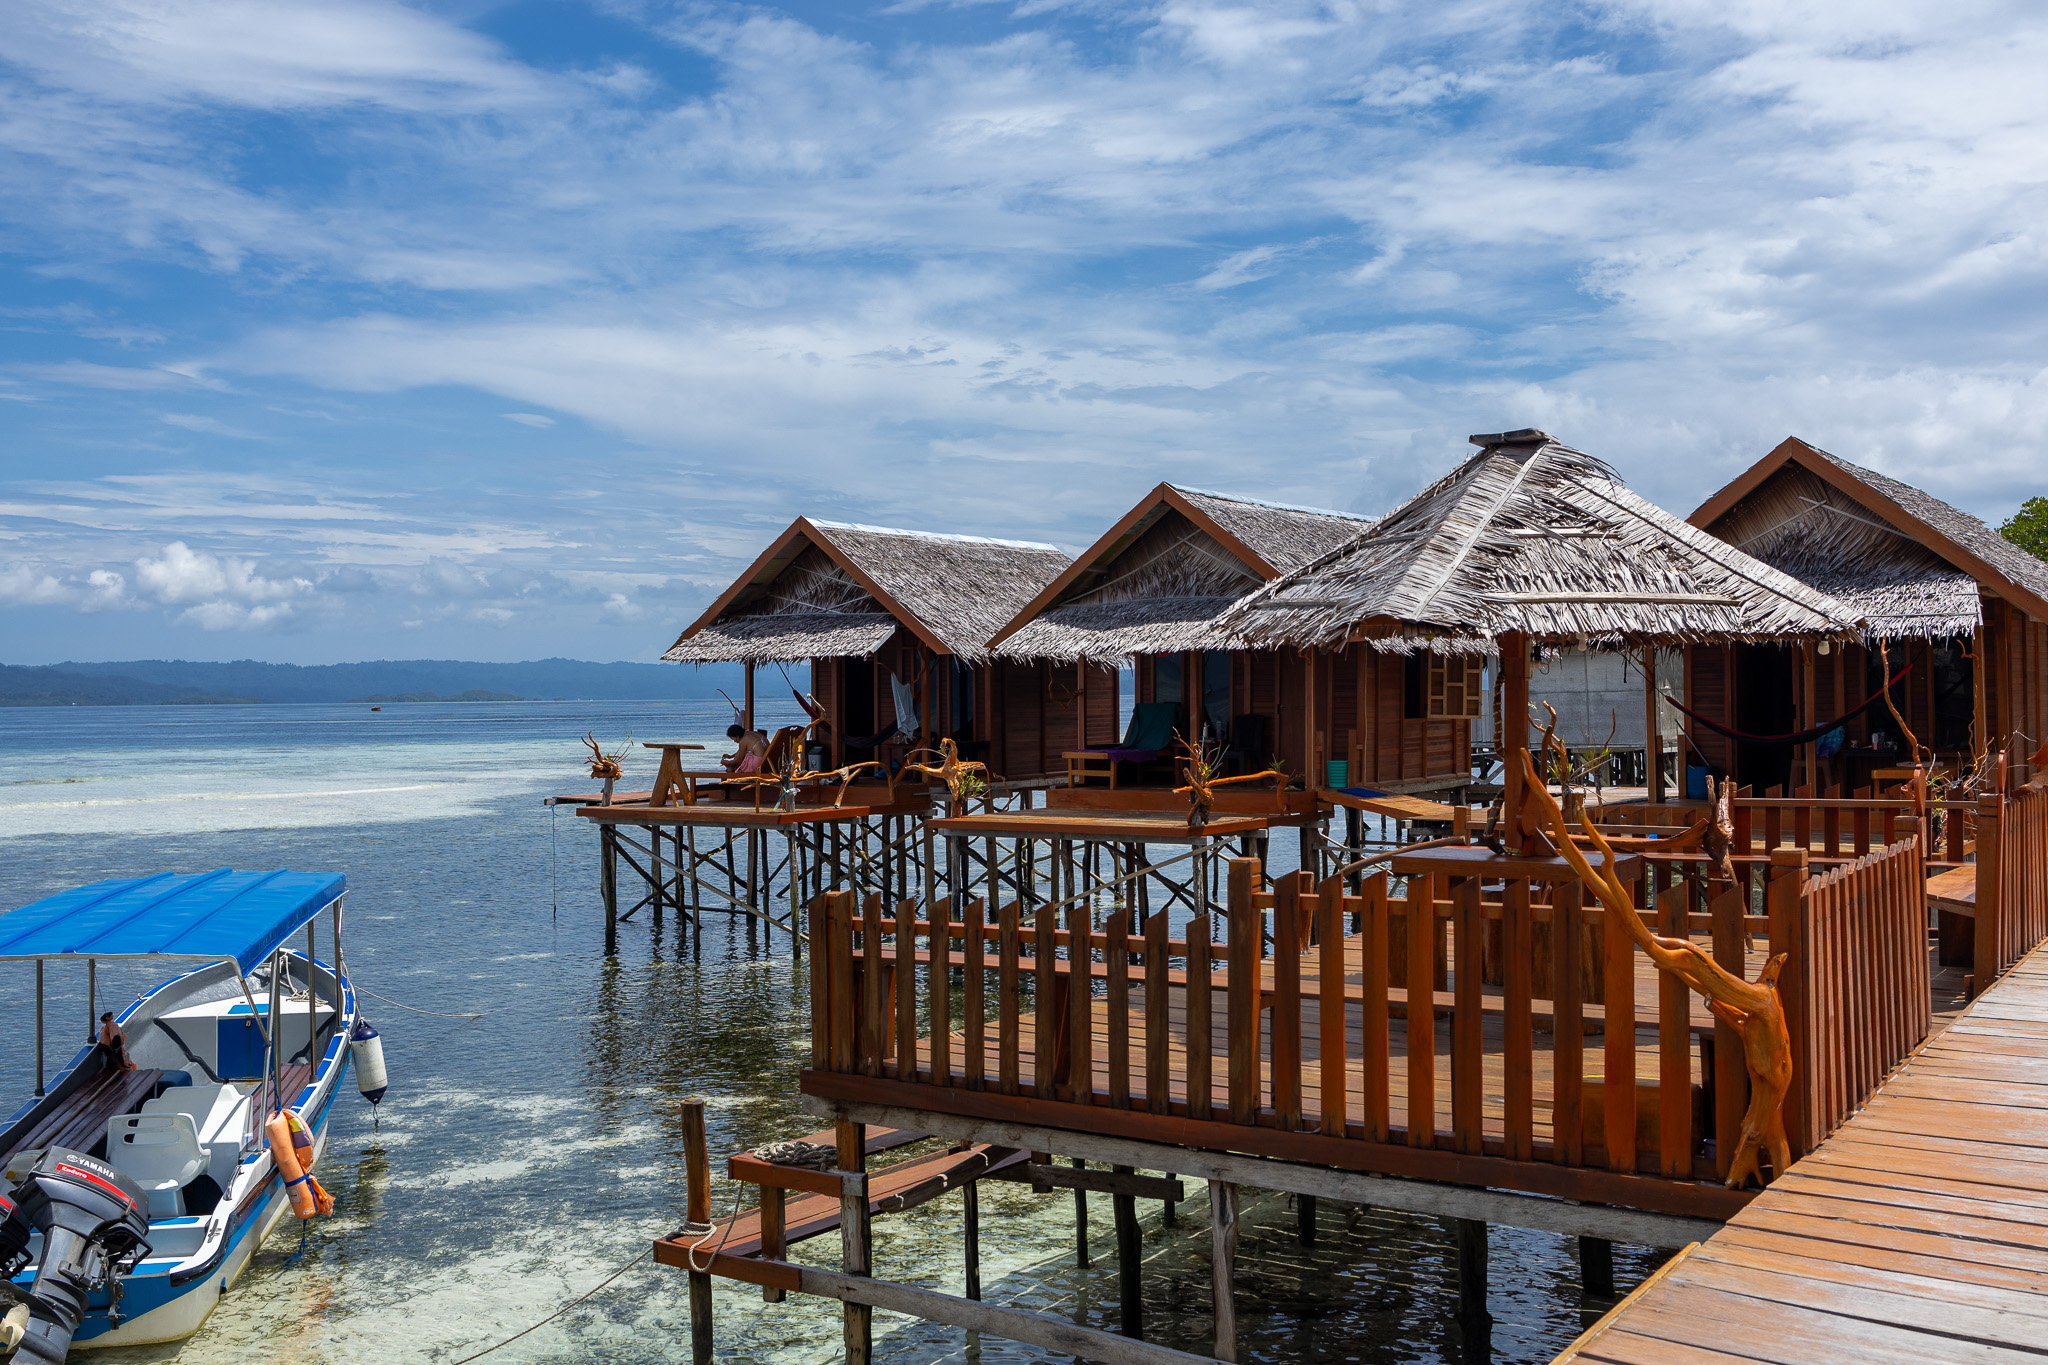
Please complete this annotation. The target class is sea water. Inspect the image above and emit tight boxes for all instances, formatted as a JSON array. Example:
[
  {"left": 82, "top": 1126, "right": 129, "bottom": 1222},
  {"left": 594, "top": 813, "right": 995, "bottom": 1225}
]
[{"left": 0, "top": 702, "right": 1664, "bottom": 1363}]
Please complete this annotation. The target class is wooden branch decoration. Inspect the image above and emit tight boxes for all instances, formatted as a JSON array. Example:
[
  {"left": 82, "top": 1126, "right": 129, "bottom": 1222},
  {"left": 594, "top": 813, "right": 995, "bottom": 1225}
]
[
  {"left": 1172, "top": 734, "right": 1286, "bottom": 827},
  {"left": 581, "top": 732, "right": 627, "bottom": 782},
  {"left": 900, "top": 738, "right": 992, "bottom": 814},
  {"left": 1518, "top": 743, "right": 1792, "bottom": 1189}
]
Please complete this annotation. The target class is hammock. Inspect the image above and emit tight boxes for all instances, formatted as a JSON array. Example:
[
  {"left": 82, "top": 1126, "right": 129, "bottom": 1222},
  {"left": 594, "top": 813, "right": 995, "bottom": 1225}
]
[{"left": 1665, "top": 663, "right": 1914, "bottom": 747}]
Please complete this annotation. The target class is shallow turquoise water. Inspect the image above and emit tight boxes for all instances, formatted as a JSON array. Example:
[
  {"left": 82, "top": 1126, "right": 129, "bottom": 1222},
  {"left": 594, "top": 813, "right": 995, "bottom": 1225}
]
[{"left": 0, "top": 702, "right": 1665, "bottom": 1363}]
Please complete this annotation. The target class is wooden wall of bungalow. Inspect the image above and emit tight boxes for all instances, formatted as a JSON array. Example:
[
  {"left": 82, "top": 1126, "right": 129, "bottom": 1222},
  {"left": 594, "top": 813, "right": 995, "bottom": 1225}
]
[
  {"left": 1678, "top": 605, "right": 2048, "bottom": 792},
  {"left": 811, "top": 636, "right": 1118, "bottom": 783},
  {"left": 1123, "top": 645, "right": 1469, "bottom": 790},
  {"left": 1687, "top": 438, "right": 2048, "bottom": 791}
]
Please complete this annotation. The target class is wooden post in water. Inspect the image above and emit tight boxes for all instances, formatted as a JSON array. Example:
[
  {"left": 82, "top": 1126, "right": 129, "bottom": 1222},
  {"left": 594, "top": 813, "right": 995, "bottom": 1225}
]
[
  {"left": 680, "top": 1096, "right": 714, "bottom": 1365},
  {"left": 1455, "top": 1218, "right": 1490, "bottom": 1324},
  {"left": 600, "top": 823, "right": 619, "bottom": 956},
  {"left": 963, "top": 1179, "right": 982, "bottom": 1301},
  {"left": 1210, "top": 1180, "right": 1238, "bottom": 1362},
  {"left": 837, "top": 1120, "right": 871, "bottom": 1364},
  {"left": 1071, "top": 1156, "right": 1090, "bottom": 1268},
  {"left": 1580, "top": 1235, "right": 1614, "bottom": 1300},
  {"left": 1297, "top": 1195, "right": 1317, "bottom": 1245},
  {"left": 1113, "top": 1165, "right": 1142, "bottom": 1339}
]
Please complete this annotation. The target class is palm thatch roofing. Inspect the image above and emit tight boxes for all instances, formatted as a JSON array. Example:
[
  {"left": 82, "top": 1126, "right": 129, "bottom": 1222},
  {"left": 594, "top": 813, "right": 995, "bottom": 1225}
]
[
  {"left": 1692, "top": 436, "right": 2048, "bottom": 638},
  {"left": 663, "top": 518, "right": 1070, "bottom": 664},
  {"left": 988, "top": 483, "right": 1373, "bottom": 665},
  {"left": 1219, "top": 430, "right": 1862, "bottom": 654}
]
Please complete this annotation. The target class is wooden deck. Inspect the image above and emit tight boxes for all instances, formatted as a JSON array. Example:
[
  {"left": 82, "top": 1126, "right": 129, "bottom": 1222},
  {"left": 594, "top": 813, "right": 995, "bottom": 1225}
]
[{"left": 1558, "top": 939, "right": 2048, "bottom": 1364}]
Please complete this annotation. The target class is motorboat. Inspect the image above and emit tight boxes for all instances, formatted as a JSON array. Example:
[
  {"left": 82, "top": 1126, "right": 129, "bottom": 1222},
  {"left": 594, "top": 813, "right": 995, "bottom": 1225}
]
[{"left": 0, "top": 870, "right": 380, "bottom": 1360}]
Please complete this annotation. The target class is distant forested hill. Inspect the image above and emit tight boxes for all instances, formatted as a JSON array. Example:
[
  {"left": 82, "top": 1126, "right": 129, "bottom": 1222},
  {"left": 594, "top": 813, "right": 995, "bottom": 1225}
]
[{"left": 4, "top": 658, "right": 742, "bottom": 706}]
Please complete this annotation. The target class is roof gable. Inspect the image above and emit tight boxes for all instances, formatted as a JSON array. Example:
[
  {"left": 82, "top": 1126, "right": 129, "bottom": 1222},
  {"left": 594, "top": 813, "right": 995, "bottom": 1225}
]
[
  {"left": 667, "top": 517, "right": 1069, "bottom": 661},
  {"left": 987, "top": 482, "right": 1368, "bottom": 651},
  {"left": 1692, "top": 437, "right": 2048, "bottom": 624}
]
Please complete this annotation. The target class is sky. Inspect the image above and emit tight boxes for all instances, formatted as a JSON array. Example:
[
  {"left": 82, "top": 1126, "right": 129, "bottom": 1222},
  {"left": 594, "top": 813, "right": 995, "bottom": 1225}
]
[{"left": 3, "top": 0, "right": 2046, "bottom": 665}]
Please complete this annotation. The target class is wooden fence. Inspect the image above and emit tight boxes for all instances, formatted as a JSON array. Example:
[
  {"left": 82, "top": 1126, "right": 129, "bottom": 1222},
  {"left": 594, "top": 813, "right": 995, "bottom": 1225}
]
[
  {"left": 1772, "top": 838, "right": 1930, "bottom": 1150},
  {"left": 802, "top": 842, "right": 1935, "bottom": 1218},
  {"left": 1975, "top": 785, "right": 2048, "bottom": 986}
]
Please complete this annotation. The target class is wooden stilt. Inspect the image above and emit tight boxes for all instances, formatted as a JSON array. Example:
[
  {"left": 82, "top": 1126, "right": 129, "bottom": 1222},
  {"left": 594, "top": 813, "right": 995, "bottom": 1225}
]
[
  {"left": 1297, "top": 1193, "right": 1317, "bottom": 1245},
  {"left": 1072, "top": 1156, "right": 1091, "bottom": 1268},
  {"left": 1210, "top": 1180, "right": 1238, "bottom": 1363},
  {"left": 600, "top": 824, "right": 619, "bottom": 956},
  {"left": 760, "top": 1186, "right": 787, "bottom": 1303},
  {"left": 1114, "top": 1166, "right": 1143, "bottom": 1339},
  {"left": 651, "top": 824, "right": 665, "bottom": 927},
  {"left": 838, "top": 1119, "right": 872, "bottom": 1364},
  {"left": 963, "top": 1178, "right": 982, "bottom": 1301},
  {"left": 1580, "top": 1235, "right": 1614, "bottom": 1300},
  {"left": 1455, "top": 1218, "right": 1491, "bottom": 1324},
  {"left": 680, "top": 1096, "right": 714, "bottom": 1365}
]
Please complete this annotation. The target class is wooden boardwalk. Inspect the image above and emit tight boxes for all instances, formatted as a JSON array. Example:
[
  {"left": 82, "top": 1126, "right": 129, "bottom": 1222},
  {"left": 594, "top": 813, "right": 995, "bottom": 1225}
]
[{"left": 1559, "top": 939, "right": 2048, "bottom": 1364}]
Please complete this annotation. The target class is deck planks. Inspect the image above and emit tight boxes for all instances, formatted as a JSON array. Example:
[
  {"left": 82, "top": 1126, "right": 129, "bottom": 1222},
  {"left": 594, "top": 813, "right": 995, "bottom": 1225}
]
[{"left": 1559, "top": 937, "right": 2048, "bottom": 1364}]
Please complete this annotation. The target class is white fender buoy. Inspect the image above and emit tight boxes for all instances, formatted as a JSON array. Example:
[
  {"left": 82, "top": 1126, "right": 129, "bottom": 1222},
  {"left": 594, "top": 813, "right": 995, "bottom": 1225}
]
[{"left": 350, "top": 1017, "right": 388, "bottom": 1107}]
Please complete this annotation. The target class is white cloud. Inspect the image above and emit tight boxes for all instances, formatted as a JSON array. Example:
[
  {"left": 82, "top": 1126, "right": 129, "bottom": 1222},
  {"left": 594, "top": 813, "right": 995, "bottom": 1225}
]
[
  {"left": 1, "top": 0, "right": 544, "bottom": 112},
  {"left": 133, "top": 540, "right": 311, "bottom": 606},
  {"left": 6, "top": 0, "right": 2048, "bottom": 658}
]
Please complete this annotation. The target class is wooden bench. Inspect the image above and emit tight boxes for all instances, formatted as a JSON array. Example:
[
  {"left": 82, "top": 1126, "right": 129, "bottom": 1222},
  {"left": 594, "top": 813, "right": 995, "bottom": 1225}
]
[{"left": 2, "top": 1055, "right": 163, "bottom": 1165}]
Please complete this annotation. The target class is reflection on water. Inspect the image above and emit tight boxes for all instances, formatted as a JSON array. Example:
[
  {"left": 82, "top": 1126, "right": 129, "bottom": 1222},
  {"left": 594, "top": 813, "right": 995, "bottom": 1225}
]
[{"left": 0, "top": 702, "right": 1665, "bottom": 1364}]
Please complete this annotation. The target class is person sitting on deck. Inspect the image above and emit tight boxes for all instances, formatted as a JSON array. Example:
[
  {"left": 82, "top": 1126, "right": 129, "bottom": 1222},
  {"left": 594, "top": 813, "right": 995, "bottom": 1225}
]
[
  {"left": 722, "top": 724, "right": 769, "bottom": 774},
  {"left": 98, "top": 1011, "right": 136, "bottom": 1071}
]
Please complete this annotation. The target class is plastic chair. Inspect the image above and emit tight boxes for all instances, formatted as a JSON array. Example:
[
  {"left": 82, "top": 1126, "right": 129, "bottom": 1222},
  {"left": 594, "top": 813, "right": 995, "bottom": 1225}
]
[{"left": 107, "top": 1113, "right": 207, "bottom": 1218}]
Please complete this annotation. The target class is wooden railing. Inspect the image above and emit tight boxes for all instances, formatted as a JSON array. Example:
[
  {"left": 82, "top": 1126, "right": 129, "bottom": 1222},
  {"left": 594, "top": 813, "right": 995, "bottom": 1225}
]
[
  {"left": 809, "top": 857, "right": 1783, "bottom": 1220},
  {"left": 1771, "top": 840, "right": 1930, "bottom": 1150},
  {"left": 1975, "top": 786, "right": 2048, "bottom": 986},
  {"left": 1593, "top": 793, "right": 1975, "bottom": 866}
]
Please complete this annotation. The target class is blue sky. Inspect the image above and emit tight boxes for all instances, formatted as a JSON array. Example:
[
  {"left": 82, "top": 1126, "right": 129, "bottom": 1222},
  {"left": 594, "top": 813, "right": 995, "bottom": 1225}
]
[{"left": 3, "top": 0, "right": 2045, "bottom": 664}]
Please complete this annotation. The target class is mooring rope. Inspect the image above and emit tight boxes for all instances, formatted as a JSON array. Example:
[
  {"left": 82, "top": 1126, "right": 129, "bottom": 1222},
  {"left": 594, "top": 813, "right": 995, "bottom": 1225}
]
[
  {"left": 447, "top": 1248, "right": 651, "bottom": 1364},
  {"left": 355, "top": 986, "right": 484, "bottom": 1020}
]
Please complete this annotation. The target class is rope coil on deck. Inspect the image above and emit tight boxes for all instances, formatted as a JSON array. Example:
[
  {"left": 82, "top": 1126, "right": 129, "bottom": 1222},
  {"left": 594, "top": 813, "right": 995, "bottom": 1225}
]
[{"left": 747, "top": 1139, "right": 836, "bottom": 1170}]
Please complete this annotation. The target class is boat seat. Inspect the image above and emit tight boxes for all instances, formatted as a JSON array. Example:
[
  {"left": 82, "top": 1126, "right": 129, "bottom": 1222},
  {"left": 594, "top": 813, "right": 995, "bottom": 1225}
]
[
  {"left": 0, "top": 1054, "right": 163, "bottom": 1167},
  {"left": 142, "top": 1083, "right": 248, "bottom": 1189},
  {"left": 107, "top": 1113, "right": 207, "bottom": 1219}
]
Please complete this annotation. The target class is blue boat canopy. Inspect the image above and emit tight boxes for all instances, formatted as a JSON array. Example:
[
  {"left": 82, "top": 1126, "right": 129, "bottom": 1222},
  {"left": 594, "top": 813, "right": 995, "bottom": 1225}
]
[{"left": 0, "top": 870, "right": 347, "bottom": 975}]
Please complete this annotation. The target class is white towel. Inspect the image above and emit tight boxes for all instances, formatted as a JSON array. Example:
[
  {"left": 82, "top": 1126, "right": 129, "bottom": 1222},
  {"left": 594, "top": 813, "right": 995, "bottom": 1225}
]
[{"left": 890, "top": 671, "right": 919, "bottom": 741}]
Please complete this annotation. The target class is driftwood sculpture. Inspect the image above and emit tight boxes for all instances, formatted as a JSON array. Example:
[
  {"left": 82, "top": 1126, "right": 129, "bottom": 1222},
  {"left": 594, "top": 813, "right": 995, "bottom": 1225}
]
[
  {"left": 1518, "top": 744, "right": 1792, "bottom": 1189},
  {"left": 901, "top": 738, "right": 992, "bottom": 814},
  {"left": 1172, "top": 735, "right": 1286, "bottom": 828},
  {"left": 581, "top": 733, "right": 629, "bottom": 804}
]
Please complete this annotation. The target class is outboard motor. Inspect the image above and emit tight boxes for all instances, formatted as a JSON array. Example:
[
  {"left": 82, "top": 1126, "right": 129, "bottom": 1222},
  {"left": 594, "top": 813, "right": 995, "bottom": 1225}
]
[{"left": 0, "top": 1148, "right": 151, "bottom": 1364}]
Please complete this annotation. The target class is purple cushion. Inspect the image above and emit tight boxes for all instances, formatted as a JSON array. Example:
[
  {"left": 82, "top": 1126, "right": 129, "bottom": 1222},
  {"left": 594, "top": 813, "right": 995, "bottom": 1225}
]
[{"left": 1076, "top": 748, "right": 1158, "bottom": 763}]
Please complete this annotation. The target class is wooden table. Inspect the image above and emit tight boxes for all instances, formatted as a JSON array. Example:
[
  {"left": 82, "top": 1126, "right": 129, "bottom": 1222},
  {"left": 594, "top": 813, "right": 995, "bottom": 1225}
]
[{"left": 642, "top": 741, "right": 705, "bottom": 807}]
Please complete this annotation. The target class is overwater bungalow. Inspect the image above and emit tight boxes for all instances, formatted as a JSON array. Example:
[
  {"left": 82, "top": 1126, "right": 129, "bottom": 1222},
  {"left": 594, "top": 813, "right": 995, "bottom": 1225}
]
[
  {"left": 662, "top": 517, "right": 1075, "bottom": 780},
  {"left": 1224, "top": 431, "right": 1860, "bottom": 802},
  {"left": 1687, "top": 436, "right": 2048, "bottom": 793},
  {"left": 647, "top": 431, "right": 2048, "bottom": 1365},
  {"left": 983, "top": 482, "right": 1445, "bottom": 793}
]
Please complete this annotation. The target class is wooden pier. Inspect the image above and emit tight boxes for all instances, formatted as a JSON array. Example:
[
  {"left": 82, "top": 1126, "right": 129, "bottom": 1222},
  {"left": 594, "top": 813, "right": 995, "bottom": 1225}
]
[{"left": 1558, "top": 934, "right": 2048, "bottom": 1365}]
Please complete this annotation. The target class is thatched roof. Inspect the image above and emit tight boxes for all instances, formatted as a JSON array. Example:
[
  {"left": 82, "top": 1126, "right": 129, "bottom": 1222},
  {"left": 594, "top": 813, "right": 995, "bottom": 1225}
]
[
  {"left": 664, "top": 519, "right": 1070, "bottom": 664},
  {"left": 1693, "top": 437, "right": 2048, "bottom": 634},
  {"left": 990, "top": 483, "right": 1371, "bottom": 664},
  {"left": 1698, "top": 461, "right": 1980, "bottom": 639},
  {"left": 1220, "top": 430, "right": 1862, "bottom": 654}
]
